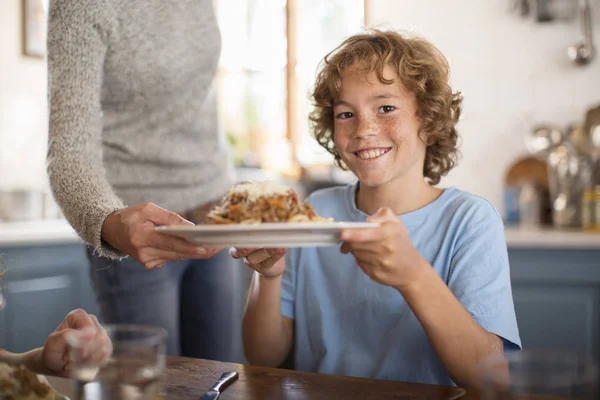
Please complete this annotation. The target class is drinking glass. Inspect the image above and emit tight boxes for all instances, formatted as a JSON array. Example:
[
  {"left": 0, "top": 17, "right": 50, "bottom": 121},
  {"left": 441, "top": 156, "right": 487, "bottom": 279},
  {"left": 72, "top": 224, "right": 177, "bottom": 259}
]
[
  {"left": 481, "top": 350, "right": 599, "bottom": 399},
  {"left": 69, "top": 324, "right": 167, "bottom": 400}
]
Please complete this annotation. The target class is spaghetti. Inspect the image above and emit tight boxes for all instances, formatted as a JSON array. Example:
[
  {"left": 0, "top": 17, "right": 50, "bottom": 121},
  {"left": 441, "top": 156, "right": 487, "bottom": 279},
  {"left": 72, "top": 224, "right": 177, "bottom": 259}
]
[
  {"left": 0, "top": 363, "right": 62, "bottom": 400},
  {"left": 205, "top": 182, "right": 333, "bottom": 224}
]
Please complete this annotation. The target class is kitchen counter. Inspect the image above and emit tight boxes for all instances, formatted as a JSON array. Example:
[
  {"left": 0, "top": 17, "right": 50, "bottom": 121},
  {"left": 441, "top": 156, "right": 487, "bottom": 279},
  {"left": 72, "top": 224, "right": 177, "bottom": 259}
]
[
  {"left": 0, "top": 219, "right": 81, "bottom": 247},
  {"left": 2, "top": 219, "right": 600, "bottom": 249},
  {"left": 504, "top": 226, "right": 600, "bottom": 249}
]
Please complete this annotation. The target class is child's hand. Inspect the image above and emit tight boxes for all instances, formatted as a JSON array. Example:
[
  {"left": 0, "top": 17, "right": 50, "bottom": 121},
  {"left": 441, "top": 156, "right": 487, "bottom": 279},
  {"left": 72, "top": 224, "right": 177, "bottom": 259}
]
[
  {"left": 230, "top": 248, "right": 287, "bottom": 278},
  {"left": 340, "top": 207, "right": 426, "bottom": 291},
  {"left": 41, "top": 309, "right": 112, "bottom": 376}
]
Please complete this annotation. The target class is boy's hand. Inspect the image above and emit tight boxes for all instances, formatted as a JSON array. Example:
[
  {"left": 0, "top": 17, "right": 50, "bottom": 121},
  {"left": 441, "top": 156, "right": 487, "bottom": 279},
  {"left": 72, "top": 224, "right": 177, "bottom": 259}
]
[
  {"left": 340, "top": 207, "right": 427, "bottom": 292},
  {"left": 230, "top": 248, "right": 287, "bottom": 278}
]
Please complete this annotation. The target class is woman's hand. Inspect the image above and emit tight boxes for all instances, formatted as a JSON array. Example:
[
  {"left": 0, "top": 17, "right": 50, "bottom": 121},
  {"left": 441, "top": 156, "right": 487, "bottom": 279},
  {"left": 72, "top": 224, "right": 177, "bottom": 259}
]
[
  {"left": 340, "top": 207, "right": 426, "bottom": 291},
  {"left": 229, "top": 248, "right": 287, "bottom": 278},
  {"left": 39, "top": 309, "right": 112, "bottom": 377},
  {"left": 102, "top": 202, "right": 221, "bottom": 269}
]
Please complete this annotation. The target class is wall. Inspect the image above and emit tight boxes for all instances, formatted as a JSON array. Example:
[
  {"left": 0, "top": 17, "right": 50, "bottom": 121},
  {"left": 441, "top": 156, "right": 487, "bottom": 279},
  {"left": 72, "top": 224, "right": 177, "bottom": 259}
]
[
  {"left": 1, "top": 0, "right": 600, "bottom": 212},
  {"left": 368, "top": 0, "right": 600, "bottom": 214},
  {"left": 0, "top": 0, "right": 48, "bottom": 191}
]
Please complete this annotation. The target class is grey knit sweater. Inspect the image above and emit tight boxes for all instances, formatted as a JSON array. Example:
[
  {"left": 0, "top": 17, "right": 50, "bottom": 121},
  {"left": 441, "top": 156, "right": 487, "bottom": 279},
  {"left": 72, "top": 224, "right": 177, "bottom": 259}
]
[{"left": 47, "top": 0, "right": 235, "bottom": 258}]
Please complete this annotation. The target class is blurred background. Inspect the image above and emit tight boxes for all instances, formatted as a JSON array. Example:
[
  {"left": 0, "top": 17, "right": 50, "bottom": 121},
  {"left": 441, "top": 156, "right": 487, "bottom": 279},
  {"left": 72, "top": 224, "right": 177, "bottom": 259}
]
[{"left": 1, "top": 0, "right": 599, "bottom": 365}]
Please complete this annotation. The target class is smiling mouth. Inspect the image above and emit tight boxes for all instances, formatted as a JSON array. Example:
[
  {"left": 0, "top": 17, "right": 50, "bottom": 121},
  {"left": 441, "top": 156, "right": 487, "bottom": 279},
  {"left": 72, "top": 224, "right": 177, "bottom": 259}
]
[{"left": 353, "top": 147, "right": 392, "bottom": 160}]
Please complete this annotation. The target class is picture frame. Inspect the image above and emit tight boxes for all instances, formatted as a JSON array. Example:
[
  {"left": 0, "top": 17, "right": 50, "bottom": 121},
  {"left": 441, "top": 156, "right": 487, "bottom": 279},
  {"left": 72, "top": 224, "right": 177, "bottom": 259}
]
[{"left": 22, "top": 0, "right": 48, "bottom": 58}]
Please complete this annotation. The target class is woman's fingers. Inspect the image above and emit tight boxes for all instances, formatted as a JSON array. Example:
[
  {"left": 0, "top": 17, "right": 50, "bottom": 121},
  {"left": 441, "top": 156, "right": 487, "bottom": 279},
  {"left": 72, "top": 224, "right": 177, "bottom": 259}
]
[{"left": 150, "top": 232, "right": 210, "bottom": 255}]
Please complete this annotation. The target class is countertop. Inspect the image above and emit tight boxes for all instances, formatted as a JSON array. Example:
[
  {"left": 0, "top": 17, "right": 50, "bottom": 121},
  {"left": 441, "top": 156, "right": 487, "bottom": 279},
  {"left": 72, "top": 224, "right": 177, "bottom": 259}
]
[
  {"left": 1, "top": 219, "right": 600, "bottom": 249},
  {"left": 0, "top": 219, "right": 81, "bottom": 247},
  {"left": 504, "top": 226, "right": 600, "bottom": 249}
]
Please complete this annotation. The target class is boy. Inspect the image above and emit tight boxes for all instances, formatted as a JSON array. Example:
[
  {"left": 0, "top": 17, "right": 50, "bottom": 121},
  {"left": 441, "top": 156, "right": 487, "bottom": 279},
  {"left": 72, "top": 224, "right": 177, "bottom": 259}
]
[{"left": 232, "top": 29, "right": 520, "bottom": 388}]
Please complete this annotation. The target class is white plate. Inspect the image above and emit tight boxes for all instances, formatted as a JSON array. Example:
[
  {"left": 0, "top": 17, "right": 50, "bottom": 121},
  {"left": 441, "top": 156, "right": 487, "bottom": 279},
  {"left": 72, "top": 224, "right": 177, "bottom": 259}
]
[{"left": 154, "top": 222, "right": 378, "bottom": 248}]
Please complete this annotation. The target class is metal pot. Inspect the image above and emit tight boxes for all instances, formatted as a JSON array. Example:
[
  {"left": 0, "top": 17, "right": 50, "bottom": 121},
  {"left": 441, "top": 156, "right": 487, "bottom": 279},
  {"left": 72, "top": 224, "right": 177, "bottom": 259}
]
[{"left": 0, "top": 190, "right": 46, "bottom": 222}]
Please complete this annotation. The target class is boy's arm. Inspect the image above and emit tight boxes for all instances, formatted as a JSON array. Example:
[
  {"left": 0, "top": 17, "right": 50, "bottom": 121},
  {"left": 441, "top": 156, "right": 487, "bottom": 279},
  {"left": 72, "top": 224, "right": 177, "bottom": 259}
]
[
  {"left": 242, "top": 267, "right": 294, "bottom": 367},
  {"left": 342, "top": 202, "right": 518, "bottom": 388},
  {"left": 400, "top": 262, "right": 504, "bottom": 388},
  {"left": 402, "top": 202, "right": 518, "bottom": 388}
]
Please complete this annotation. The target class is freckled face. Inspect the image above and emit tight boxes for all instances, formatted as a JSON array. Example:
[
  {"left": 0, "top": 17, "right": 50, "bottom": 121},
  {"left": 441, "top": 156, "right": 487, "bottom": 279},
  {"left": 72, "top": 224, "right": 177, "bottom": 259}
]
[{"left": 333, "top": 65, "right": 427, "bottom": 188}]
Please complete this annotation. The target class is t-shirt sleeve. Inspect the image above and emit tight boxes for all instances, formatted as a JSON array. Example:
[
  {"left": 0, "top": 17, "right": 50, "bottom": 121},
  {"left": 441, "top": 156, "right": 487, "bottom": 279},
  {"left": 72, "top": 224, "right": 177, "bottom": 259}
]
[
  {"left": 280, "top": 248, "right": 298, "bottom": 320},
  {"left": 447, "top": 199, "right": 522, "bottom": 350}
]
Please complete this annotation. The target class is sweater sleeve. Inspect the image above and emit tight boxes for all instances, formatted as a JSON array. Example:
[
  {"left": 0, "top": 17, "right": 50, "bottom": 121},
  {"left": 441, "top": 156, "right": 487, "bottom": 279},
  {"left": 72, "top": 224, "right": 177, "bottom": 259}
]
[{"left": 46, "top": 0, "right": 126, "bottom": 259}]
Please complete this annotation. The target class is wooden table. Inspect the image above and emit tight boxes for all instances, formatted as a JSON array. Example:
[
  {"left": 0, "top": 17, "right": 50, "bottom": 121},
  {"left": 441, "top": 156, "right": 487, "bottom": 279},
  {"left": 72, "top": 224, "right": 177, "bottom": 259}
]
[
  {"left": 163, "top": 357, "right": 472, "bottom": 400},
  {"left": 48, "top": 356, "right": 474, "bottom": 399}
]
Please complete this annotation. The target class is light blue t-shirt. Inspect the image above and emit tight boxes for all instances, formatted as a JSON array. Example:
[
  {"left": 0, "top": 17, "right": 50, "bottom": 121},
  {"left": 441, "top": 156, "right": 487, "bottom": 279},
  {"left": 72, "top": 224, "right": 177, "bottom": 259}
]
[{"left": 280, "top": 184, "right": 521, "bottom": 386}]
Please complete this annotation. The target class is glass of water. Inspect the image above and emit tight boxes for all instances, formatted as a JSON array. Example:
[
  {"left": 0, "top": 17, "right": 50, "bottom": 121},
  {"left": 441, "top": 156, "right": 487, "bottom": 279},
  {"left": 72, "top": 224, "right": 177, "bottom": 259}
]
[
  {"left": 69, "top": 324, "right": 167, "bottom": 400},
  {"left": 481, "top": 350, "right": 599, "bottom": 399}
]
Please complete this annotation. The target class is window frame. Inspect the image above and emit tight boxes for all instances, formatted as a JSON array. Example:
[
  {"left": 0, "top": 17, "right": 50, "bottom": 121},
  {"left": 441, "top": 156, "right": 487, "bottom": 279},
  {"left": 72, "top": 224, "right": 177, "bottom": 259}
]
[{"left": 217, "top": 0, "right": 370, "bottom": 175}]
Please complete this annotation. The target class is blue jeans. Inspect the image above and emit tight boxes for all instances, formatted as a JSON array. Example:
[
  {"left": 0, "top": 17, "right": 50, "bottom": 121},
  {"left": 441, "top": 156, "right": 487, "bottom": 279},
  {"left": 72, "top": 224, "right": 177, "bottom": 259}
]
[{"left": 86, "top": 248, "right": 245, "bottom": 362}]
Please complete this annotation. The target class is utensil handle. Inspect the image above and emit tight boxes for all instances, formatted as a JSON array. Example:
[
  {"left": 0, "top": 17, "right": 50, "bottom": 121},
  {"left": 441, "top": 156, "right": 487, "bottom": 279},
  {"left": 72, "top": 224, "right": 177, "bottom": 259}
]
[
  {"left": 580, "top": 0, "right": 593, "bottom": 50},
  {"left": 212, "top": 372, "right": 239, "bottom": 392}
]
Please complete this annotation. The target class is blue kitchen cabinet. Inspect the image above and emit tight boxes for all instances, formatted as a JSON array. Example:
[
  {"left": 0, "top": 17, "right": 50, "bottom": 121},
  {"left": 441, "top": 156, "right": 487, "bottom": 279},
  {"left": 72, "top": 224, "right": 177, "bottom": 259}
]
[
  {"left": 509, "top": 249, "right": 600, "bottom": 360},
  {"left": 0, "top": 243, "right": 98, "bottom": 353}
]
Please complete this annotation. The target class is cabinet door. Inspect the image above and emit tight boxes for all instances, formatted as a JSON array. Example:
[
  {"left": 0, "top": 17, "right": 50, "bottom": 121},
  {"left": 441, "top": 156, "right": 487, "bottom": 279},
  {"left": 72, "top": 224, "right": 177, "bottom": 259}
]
[
  {"left": 5, "top": 274, "right": 77, "bottom": 352},
  {"left": 512, "top": 284, "right": 600, "bottom": 357},
  {"left": 1, "top": 244, "right": 97, "bottom": 353},
  {"left": 509, "top": 249, "right": 600, "bottom": 361}
]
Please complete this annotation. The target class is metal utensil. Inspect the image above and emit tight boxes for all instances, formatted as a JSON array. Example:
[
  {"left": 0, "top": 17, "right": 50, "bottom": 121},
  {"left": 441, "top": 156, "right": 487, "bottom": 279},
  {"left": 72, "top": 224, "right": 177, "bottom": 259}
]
[
  {"left": 547, "top": 128, "right": 591, "bottom": 228},
  {"left": 535, "top": 0, "right": 553, "bottom": 22},
  {"left": 199, "top": 372, "right": 239, "bottom": 400},
  {"left": 583, "top": 104, "right": 600, "bottom": 155},
  {"left": 568, "top": 0, "right": 594, "bottom": 65},
  {"left": 517, "top": 0, "right": 531, "bottom": 16},
  {"left": 525, "top": 124, "right": 563, "bottom": 157},
  {"left": 0, "top": 189, "right": 46, "bottom": 221}
]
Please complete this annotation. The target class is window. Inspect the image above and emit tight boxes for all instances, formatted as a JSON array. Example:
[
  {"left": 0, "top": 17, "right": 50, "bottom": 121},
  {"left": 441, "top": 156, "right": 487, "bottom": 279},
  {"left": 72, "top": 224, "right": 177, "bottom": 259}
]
[{"left": 215, "top": 0, "right": 366, "bottom": 176}]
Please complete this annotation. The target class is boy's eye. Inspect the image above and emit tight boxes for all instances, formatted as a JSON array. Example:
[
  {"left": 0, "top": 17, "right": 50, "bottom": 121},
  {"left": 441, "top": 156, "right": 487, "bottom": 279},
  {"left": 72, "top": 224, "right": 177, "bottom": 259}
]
[
  {"left": 379, "top": 105, "right": 395, "bottom": 113},
  {"left": 336, "top": 112, "right": 353, "bottom": 120}
]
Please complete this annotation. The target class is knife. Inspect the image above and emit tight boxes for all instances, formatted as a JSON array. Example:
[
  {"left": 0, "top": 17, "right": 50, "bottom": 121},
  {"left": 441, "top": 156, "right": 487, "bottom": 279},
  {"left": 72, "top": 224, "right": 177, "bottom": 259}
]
[{"left": 199, "top": 371, "right": 239, "bottom": 400}]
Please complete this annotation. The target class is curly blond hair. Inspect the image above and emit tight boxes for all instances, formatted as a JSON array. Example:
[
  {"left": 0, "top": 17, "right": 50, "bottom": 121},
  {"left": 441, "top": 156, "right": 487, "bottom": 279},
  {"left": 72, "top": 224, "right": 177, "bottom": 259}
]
[{"left": 310, "top": 29, "right": 462, "bottom": 185}]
